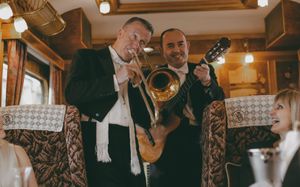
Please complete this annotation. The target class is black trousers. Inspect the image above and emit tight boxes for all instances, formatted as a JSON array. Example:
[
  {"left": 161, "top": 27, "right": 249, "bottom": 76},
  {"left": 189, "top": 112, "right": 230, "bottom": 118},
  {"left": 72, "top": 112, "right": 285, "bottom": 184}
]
[
  {"left": 150, "top": 121, "right": 202, "bottom": 187},
  {"left": 81, "top": 122, "right": 146, "bottom": 187}
]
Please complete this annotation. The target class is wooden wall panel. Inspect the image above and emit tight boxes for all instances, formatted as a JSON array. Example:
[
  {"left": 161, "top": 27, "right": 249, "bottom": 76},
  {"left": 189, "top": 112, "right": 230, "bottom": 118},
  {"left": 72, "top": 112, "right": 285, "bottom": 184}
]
[
  {"left": 50, "top": 8, "right": 92, "bottom": 59},
  {"left": 265, "top": 0, "right": 300, "bottom": 49}
]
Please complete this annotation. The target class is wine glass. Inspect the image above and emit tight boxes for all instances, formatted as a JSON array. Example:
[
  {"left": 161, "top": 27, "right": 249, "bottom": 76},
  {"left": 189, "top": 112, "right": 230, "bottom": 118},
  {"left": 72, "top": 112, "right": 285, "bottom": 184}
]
[{"left": 5, "top": 167, "right": 33, "bottom": 187}]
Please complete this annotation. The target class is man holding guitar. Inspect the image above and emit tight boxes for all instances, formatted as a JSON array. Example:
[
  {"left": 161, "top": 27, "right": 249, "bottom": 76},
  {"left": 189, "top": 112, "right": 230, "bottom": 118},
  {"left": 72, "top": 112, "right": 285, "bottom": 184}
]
[{"left": 150, "top": 28, "right": 225, "bottom": 187}]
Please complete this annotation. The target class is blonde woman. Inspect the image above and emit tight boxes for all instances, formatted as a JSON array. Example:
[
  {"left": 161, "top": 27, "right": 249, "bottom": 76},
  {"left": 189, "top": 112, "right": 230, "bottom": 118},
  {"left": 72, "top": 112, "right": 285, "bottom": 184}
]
[
  {"left": 236, "top": 89, "right": 300, "bottom": 187},
  {"left": 249, "top": 89, "right": 300, "bottom": 187},
  {"left": 270, "top": 88, "right": 300, "bottom": 141},
  {"left": 0, "top": 115, "right": 38, "bottom": 187},
  {"left": 270, "top": 89, "right": 300, "bottom": 187}
]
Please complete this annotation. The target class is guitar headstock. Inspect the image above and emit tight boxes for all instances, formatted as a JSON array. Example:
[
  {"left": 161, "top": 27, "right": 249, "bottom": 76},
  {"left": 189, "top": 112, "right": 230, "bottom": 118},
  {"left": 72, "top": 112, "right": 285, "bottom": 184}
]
[{"left": 204, "top": 37, "right": 231, "bottom": 63}]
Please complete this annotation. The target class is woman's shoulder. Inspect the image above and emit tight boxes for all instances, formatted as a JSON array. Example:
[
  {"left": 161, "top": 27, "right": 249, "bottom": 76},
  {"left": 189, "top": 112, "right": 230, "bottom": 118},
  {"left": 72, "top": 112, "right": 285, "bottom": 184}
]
[{"left": 13, "top": 144, "right": 32, "bottom": 167}]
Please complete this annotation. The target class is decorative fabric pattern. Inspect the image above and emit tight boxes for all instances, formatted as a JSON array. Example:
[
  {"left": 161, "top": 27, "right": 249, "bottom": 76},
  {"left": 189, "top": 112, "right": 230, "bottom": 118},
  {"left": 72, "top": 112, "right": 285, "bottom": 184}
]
[
  {"left": 226, "top": 126, "right": 279, "bottom": 164},
  {"left": 1, "top": 104, "right": 66, "bottom": 132},
  {"left": 225, "top": 95, "right": 274, "bottom": 129},
  {"left": 201, "top": 100, "right": 279, "bottom": 187},
  {"left": 4, "top": 105, "right": 88, "bottom": 187},
  {"left": 201, "top": 101, "right": 227, "bottom": 187}
]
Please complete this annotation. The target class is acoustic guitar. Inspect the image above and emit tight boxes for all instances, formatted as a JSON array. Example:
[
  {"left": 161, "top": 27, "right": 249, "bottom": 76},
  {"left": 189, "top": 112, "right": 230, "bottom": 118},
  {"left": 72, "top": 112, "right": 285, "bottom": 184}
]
[{"left": 137, "top": 37, "right": 231, "bottom": 163}]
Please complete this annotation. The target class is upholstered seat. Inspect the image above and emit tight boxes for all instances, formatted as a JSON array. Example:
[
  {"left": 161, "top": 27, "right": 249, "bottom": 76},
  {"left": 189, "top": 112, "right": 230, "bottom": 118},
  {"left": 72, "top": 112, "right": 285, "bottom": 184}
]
[
  {"left": 201, "top": 95, "right": 280, "bottom": 187},
  {"left": 2, "top": 105, "right": 87, "bottom": 187}
]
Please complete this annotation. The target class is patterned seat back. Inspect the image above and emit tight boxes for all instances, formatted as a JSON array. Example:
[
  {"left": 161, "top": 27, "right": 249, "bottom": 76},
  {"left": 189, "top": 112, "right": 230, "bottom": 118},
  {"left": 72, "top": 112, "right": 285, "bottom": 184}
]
[
  {"left": 2, "top": 105, "right": 88, "bottom": 187},
  {"left": 201, "top": 95, "right": 280, "bottom": 187}
]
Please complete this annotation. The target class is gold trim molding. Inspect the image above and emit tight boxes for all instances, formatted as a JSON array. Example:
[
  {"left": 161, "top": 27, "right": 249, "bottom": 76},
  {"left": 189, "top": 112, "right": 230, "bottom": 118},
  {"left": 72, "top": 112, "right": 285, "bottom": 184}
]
[{"left": 95, "top": 0, "right": 258, "bottom": 15}]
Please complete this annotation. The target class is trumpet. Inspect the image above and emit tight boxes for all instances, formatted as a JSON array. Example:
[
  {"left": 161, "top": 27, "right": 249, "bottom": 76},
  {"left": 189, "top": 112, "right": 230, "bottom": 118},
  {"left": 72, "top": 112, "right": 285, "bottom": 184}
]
[
  {"left": 128, "top": 49, "right": 181, "bottom": 126},
  {"left": 128, "top": 49, "right": 159, "bottom": 127},
  {"left": 129, "top": 48, "right": 181, "bottom": 162}
]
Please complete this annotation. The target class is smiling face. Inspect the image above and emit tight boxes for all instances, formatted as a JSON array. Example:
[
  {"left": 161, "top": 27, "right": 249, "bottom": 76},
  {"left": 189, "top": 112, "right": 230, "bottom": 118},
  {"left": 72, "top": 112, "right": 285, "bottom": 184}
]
[
  {"left": 161, "top": 29, "right": 190, "bottom": 69},
  {"left": 113, "top": 21, "right": 152, "bottom": 62},
  {"left": 270, "top": 98, "right": 292, "bottom": 135}
]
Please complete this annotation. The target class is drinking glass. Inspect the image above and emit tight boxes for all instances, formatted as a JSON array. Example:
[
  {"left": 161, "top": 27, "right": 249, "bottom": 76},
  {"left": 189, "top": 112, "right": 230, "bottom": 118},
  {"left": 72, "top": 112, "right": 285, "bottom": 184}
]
[
  {"left": 248, "top": 148, "right": 281, "bottom": 187},
  {"left": 4, "top": 167, "right": 33, "bottom": 187}
]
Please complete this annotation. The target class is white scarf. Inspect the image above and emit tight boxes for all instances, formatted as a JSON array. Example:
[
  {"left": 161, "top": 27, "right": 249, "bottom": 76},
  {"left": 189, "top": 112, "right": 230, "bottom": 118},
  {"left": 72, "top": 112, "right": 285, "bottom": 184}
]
[
  {"left": 95, "top": 46, "right": 141, "bottom": 175},
  {"left": 95, "top": 103, "right": 141, "bottom": 175}
]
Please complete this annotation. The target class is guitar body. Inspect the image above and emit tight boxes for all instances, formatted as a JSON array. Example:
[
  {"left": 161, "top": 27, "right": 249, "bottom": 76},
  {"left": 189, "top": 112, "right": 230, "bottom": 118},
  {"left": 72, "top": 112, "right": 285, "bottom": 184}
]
[{"left": 136, "top": 113, "right": 181, "bottom": 163}]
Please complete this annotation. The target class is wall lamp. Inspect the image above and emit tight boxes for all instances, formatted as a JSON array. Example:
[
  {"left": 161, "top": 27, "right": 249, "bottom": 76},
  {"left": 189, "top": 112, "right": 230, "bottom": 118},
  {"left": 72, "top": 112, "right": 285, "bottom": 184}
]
[
  {"left": 0, "top": 2, "right": 28, "bottom": 33},
  {"left": 14, "top": 17, "right": 28, "bottom": 33},
  {"left": 99, "top": 0, "right": 111, "bottom": 14},
  {"left": 0, "top": 2, "right": 13, "bottom": 20},
  {"left": 258, "top": 0, "right": 268, "bottom": 7},
  {"left": 217, "top": 56, "right": 226, "bottom": 64},
  {"left": 244, "top": 39, "right": 254, "bottom": 64}
]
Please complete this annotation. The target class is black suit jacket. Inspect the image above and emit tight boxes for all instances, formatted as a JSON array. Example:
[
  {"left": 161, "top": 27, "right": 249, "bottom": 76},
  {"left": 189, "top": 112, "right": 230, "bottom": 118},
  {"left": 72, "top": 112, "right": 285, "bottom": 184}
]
[
  {"left": 187, "top": 62, "right": 224, "bottom": 123},
  {"left": 282, "top": 147, "right": 300, "bottom": 187},
  {"left": 65, "top": 47, "right": 151, "bottom": 127},
  {"left": 161, "top": 62, "right": 224, "bottom": 125}
]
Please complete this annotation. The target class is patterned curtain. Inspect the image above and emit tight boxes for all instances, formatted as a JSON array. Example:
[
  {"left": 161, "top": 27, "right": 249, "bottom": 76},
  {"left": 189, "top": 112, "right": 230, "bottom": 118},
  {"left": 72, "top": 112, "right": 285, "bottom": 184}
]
[
  {"left": 49, "top": 64, "right": 62, "bottom": 104},
  {"left": 6, "top": 40, "right": 27, "bottom": 106}
]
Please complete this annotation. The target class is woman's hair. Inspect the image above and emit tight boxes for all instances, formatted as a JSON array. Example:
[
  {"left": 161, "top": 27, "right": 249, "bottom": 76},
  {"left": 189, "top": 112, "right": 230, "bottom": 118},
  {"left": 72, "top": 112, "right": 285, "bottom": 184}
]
[{"left": 274, "top": 89, "right": 300, "bottom": 129}]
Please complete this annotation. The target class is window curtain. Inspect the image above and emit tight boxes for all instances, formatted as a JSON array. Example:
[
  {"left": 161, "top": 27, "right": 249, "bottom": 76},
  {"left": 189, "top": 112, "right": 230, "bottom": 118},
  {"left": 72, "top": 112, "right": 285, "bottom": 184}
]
[
  {"left": 6, "top": 40, "right": 27, "bottom": 106},
  {"left": 49, "top": 64, "right": 62, "bottom": 104}
]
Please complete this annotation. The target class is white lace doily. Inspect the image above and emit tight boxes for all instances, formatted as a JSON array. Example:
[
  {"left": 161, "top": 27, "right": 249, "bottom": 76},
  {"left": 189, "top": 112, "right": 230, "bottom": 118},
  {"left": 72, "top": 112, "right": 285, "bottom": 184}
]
[
  {"left": 225, "top": 95, "right": 274, "bottom": 128},
  {"left": 1, "top": 105, "right": 66, "bottom": 132}
]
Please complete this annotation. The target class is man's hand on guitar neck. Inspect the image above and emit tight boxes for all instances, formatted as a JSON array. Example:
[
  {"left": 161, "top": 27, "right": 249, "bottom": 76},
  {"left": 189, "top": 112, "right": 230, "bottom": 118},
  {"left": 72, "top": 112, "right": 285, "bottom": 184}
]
[{"left": 193, "top": 64, "right": 211, "bottom": 86}]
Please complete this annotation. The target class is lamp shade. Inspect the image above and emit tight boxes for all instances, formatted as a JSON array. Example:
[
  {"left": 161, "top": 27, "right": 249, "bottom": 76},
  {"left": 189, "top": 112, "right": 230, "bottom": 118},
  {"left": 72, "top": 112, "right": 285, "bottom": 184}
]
[
  {"left": 245, "top": 53, "right": 254, "bottom": 63},
  {"left": 258, "top": 0, "right": 268, "bottom": 7},
  {"left": 14, "top": 17, "right": 28, "bottom": 33},
  {"left": 0, "top": 2, "right": 13, "bottom": 20},
  {"left": 143, "top": 47, "right": 154, "bottom": 53},
  {"left": 217, "top": 56, "right": 225, "bottom": 64},
  {"left": 100, "top": 1, "right": 110, "bottom": 14}
]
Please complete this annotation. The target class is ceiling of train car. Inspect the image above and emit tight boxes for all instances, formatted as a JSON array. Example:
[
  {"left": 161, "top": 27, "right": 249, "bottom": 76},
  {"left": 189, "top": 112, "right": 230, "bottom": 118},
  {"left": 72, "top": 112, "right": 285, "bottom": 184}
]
[{"left": 48, "top": 0, "right": 281, "bottom": 43}]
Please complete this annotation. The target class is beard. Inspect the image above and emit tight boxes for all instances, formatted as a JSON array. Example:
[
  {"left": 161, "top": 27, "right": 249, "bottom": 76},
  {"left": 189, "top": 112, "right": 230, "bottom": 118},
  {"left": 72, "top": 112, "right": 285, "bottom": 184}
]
[{"left": 165, "top": 52, "right": 187, "bottom": 68}]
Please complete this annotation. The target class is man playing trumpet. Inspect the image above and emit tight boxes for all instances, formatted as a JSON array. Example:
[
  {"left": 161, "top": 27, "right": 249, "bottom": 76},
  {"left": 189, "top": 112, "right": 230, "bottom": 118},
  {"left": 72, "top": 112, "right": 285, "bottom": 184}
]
[{"left": 65, "top": 17, "right": 154, "bottom": 187}]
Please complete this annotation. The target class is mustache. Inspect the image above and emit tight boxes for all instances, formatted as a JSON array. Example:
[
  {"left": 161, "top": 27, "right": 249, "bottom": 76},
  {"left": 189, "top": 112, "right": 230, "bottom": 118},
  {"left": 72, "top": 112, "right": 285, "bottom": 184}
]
[{"left": 171, "top": 52, "right": 184, "bottom": 57}]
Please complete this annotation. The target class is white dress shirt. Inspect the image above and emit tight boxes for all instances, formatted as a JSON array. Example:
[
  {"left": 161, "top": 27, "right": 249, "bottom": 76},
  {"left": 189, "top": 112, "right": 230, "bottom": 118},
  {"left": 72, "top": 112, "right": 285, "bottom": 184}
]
[{"left": 106, "top": 46, "right": 132, "bottom": 127}]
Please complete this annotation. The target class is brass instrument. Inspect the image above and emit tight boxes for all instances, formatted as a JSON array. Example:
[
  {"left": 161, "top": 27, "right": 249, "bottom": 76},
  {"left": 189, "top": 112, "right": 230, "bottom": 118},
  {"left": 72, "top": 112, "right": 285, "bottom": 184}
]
[
  {"left": 128, "top": 49, "right": 181, "bottom": 125},
  {"left": 129, "top": 49, "right": 181, "bottom": 163},
  {"left": 147, "top": 68, "right": 180, "bottom": 102}
]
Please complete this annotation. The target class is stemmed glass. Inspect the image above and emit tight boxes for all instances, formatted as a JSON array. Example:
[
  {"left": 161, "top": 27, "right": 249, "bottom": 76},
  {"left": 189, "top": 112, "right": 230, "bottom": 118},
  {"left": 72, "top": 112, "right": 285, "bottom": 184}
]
[{"left": 4, "top": 167, "right": 33, "bottom": 187}]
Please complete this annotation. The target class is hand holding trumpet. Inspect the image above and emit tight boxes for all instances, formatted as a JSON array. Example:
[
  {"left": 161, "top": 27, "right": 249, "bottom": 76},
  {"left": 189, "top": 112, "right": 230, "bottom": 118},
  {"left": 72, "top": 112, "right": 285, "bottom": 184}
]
[{"left": 116, "top": 63, "right": 142, "bottom": 85}]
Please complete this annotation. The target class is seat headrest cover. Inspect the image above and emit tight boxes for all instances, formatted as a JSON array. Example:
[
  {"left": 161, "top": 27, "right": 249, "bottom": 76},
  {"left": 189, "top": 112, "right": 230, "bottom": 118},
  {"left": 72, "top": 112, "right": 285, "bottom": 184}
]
[
  {"left": 225, "top": 95, "right": 275, "bottom": 128},
  {"left": 1, "top": 105, "right": 66, "bottom": 132}
]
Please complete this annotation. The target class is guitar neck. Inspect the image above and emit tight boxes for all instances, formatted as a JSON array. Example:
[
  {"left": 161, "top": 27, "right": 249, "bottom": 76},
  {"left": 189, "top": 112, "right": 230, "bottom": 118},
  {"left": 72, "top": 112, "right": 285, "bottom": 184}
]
[
  {"left": 162, "top": 37, "right": 231, "bottom": 114},
  {"left": 163, "top": 58, "right": 208, "bottom": 112}
]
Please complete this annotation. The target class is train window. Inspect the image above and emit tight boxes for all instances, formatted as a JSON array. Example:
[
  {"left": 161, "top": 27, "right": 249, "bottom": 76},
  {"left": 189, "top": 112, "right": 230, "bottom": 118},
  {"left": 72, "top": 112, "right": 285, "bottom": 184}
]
[
  {"left": 1, "top": 63, "right": 8, "bottom": 107},
  {"left": 1, "top": 64, "right": 47, "bottom": 106},
  {"left": 1, "top": 53, "right": 49, "bottom": 106},
  {"left": 19, "top": 73, "right": 44, "bottom": 105}
]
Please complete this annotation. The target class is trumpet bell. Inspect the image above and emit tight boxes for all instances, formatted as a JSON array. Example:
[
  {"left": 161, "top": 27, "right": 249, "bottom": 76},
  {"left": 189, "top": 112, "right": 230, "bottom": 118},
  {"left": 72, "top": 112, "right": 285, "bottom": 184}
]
[{"left": 146, "top": 68, "right": 180, "bottom": 102}]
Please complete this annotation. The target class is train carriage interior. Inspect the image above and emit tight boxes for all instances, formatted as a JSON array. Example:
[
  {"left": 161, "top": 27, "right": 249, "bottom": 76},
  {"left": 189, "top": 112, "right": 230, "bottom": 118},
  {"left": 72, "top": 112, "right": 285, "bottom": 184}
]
[{"left": 0, "top": 0, "right": 300, "bottom": 186}]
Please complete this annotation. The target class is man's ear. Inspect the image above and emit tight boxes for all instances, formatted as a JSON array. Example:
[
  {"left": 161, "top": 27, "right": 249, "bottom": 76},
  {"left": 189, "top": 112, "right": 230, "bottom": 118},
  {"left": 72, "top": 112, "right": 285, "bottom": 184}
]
[{"left": 187, "top": 41, "right": 191, "bottom": 50}]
